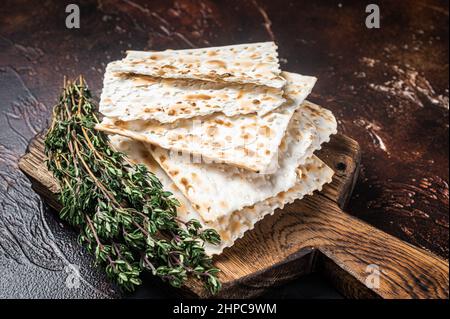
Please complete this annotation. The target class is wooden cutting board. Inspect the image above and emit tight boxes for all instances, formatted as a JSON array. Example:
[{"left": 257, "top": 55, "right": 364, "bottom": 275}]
[{"left": 19, "top": 133, "right": 449, "bottom": 299}]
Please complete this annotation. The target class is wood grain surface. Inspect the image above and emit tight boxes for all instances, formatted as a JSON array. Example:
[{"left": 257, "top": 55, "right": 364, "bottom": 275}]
[{"left": 19, "top": 132, "right": 449, "bottom": 299}]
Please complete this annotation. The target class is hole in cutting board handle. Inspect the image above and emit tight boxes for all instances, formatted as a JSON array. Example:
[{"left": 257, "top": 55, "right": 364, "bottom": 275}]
[{"left": 336, "top": 162, "right": 347, "bottom": 172}]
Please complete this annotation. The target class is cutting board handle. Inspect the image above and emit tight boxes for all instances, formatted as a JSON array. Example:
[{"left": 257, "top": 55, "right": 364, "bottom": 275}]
[
  {"left": 309, "top": 135, "right": 449, "bottom": 299},
  {"left": 310, "top": 199, "right": 449, "bottom": 299}
]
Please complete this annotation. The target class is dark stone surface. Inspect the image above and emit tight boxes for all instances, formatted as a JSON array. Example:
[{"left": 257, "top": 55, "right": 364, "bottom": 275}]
[{"left": 0, "top": 0, "right": 448, "bottom": 298}]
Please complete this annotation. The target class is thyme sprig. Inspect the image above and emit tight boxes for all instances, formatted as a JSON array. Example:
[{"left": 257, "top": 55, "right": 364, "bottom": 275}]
[{"left": 44, "top": 76, "right": 221, "bottom": 294}]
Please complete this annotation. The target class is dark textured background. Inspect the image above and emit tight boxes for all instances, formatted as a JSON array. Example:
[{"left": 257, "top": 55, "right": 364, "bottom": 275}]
[{"left": 0, "top": 0, "right": 448, "bottom": 298}]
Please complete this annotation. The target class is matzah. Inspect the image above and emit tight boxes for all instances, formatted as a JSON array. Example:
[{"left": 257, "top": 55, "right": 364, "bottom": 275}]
[
  {"left": 99, "top": 65, "right": 286, "bottom": 123},
  {"left": 96, "top": 72, "right": 317, "bottom": 173},
  {"left": 148, "top": 101, "right": 336, "bottom": 222},
  {"left": 109, "top": 135, "right": 334, "bottom": 255},
  {"left": 109, "top": 42, "right": 286, "bottom": 89}
]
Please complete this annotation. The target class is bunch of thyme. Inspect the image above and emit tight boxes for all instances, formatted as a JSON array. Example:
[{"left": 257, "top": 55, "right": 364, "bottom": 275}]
[{"left": 44, "top": 76, "right": 221, "bottom": 294}]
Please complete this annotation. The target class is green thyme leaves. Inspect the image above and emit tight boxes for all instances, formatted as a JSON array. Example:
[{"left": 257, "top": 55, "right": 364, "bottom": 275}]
[{"left": 45, "top": 76, "right": 221, "bottom": 294}]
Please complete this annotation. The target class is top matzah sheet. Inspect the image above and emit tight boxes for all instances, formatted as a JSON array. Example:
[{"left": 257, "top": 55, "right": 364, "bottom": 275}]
[
  {"left": 99, "top": 65, "right": 286, "bottom": 123},
  {"left": 109, "top": 135, "right": 334, "bottom": 255},
  {"left": 96, "top": 72, "right": 317, "bottom": 173},
  {"left": 108, "top": 42, "right": 286, "bottom": 89}
]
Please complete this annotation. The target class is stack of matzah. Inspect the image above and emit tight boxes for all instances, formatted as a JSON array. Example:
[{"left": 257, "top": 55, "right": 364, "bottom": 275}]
[{"left": 96, "top": 42, "right": 337, "bottom": 255}]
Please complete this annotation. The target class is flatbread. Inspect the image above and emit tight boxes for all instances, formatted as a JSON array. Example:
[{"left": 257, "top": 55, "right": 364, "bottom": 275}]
[
  {"left": 96, "top": 72, "right": 317, "bottom": 173},
  {"left": 288, "top": 100, "right": 338, "bottom": 164},
  {"left": 148, "top": 100, "right": 336, "bottom": 222},
  {"left": 149, "top": 109, "right": 313, "bottom": 222},
  {"left": 109, "top": 42, "right": 286, "bottom": 89},
  {"left": 109, "top": 135, "right": 334, "bottom": 255},
  {"left": 97, "top": 103, "right": 296, "bottom": 173},
  {"left": 99, "top": 65, "right": 286, "bottom": 123},
  {"left": 206, "top": 155, "right": 334, "bottom": 255}
]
